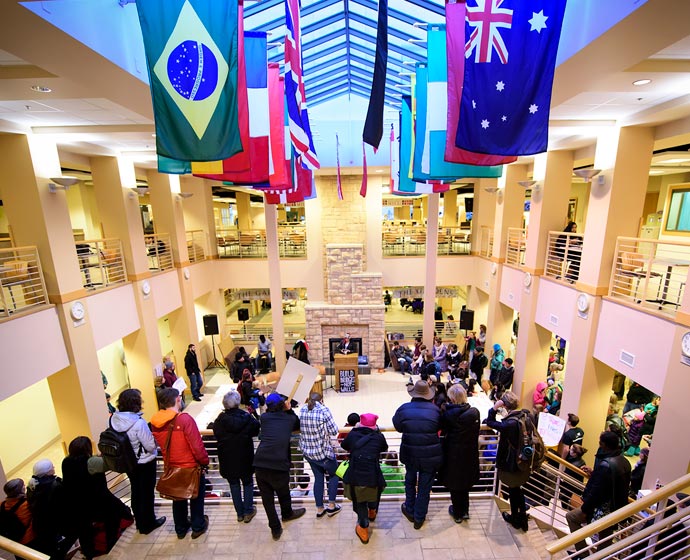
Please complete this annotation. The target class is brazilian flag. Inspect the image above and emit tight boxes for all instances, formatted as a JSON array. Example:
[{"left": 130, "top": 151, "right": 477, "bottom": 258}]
[{"left": 136, "top": 0, "right": 241, "bottom": 162}]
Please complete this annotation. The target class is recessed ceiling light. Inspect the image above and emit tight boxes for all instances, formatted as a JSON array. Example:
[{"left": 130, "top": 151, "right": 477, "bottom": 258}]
[
  {"left": 30, "top": 85, "right": 52, "bottom": 93},
  {"left": 632, "top": 79, "right": 651, "bottom": 86},
  {"left": 375, "top": 169, "right": 383, "bottom": 173}
]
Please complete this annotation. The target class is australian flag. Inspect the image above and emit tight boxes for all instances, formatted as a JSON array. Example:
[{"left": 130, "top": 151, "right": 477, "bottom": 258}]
[{"left": 455, "top": 0, "right": 567, "bottom": 156}]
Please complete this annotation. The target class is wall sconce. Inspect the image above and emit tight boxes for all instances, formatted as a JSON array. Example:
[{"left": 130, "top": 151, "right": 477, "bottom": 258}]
[
  {"left": 129, "top": 187, "right": 149, "bottom": 197},
  {"left": 48, "top": 176, "right": 79, "bottom": 192},
  {"left": 177, "top": 192, "right": 194, "bottom": 200},
  {"left": 573, "top": 168, "right": 605, "bottom": 186},
  {"left": 484, "top": 186, "right": 500, "bottom": 194},
  {"left": 517, "top": 180, "right": 541, "bottom": 191}
]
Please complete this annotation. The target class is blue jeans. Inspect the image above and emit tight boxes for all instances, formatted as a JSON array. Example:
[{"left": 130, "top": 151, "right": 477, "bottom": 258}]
[
  {"left": 404, "top": 467, "right": 436, "bottom": 522},
  {"left": 189, "top": 372, "right": 202, "bottom": 398},
  {"left": 172, "top": 473, "right": 206, "bottom": 536},
  {"left": 306, "top": 457, "right": 339, "bottom": 508},
  {"left": 228, "top": 475, "right": 254, "bottom": 518},
  {"left": 398, "top": 355, "right": 413, "bottom": 372}
]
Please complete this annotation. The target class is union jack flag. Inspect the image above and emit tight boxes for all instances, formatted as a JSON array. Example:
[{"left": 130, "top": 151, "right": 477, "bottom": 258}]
[
  {"left": 465, "top": 0, "right": 513, "bottom": 64},
  {"left": 284, "top": 0, "right": 320, "bottom": 170}
]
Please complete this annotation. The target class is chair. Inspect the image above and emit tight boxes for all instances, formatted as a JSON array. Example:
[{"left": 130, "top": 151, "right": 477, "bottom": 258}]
[
  {"left": 288, "top": 232, "right": 306, "bottom": 256},
  {"left": 383, "top": 231, "right": 402, "bottom": 256},
  {"left": 437, "top": 230, "right": 450, "bottom": 255},
  {"left": 239, "top": 232, "right": 257, "bottom": 256},
  {"left": 408, "top": 231, "right": 426, "bottom": 255},
  {"left": 619, "top": 251, "right": 661, "bottom": 302}
]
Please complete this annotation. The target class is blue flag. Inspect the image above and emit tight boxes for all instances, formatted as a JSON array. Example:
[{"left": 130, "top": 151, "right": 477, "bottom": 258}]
[
  {"left": 456, "top": 0, "right": 567, "bottom": 156},
  {"left": 136, "top": 0, "right": 241, "bottom": 162}
]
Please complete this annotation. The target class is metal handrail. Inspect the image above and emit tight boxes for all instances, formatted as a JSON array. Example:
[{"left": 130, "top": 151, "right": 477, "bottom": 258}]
[
  {"left": 0, "top": 245, "right": 48, "bottom": 317},
  {"left": 75, "top": 238, "right": 127, "bottom": 291},
  {"left": 546, "top": 471, "right": 690, "bottom": 558},
  {"left": 479, "top": 226, "right": 494, "bottom": 258},
  {"left": 505, "top": 227, "right": 526, "bottom": 267},
  {"left": 144, "top": 233, "right": 173, "bottom": 272},
  {"left": 544, "top": 231, "right": 584, "bottom": 285},
  {"left": 186, "top": 230, "right": 206, "bottom": 263},
  {"left": 0, "top": 536, "right": 49, "bottom": 560}
]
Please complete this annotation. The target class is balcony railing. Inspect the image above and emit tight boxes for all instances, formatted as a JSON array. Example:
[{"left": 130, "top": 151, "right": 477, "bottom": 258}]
[
  {"left": 0, "top": 246, "right": 48, "bottom": 317},
  {"left": 217, "top": 227, "right": 307, "bottom": 259},
  {"left": 186, "top": 230, "right": 206, "bottom": 263},
  {"left": 505, "top": 227, "right": 526, "bottom": 267},
  {"left": 76, "top": 239, "right": 127, "bottom": 291},
  {"left": 145, "top": 233, "right": 173, "bottom": 272},
  {"left": 278, "top": 225, "right": 307, "bottom": 258},
  {"left": 438, "top": 227, "right": 472, "bottom": 256},
  {"left": 609, "top": 237, "right": 690, "bottom": 317},
  {"left": 544, "top": 231, "right": 584, "bottom": 285},
  {"left": 479, "top": 226, "right": 494, "bottom": 257}
]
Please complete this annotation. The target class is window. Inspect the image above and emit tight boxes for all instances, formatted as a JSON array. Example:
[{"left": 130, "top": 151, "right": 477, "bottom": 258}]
[{"left": 664, "top": 187, "right": 690, "bottom": 233}]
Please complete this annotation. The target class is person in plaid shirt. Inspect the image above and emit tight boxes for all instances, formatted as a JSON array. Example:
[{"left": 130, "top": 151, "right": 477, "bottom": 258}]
[{"left": 299, "top": 393, "right": 342, "bottom": 518}]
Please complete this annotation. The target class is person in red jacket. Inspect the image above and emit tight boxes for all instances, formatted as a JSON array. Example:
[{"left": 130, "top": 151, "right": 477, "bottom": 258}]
[{"left": 151, "top": 388, "right": 209, "bottom": 540}]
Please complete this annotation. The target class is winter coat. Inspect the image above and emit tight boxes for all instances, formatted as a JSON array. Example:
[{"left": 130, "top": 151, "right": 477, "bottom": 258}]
[
  {"left": 26, "top": 475, "right": 68, "bottom": 556},
  {"left": 184, "top": 349, "right": 201, "bottom": 376},
  {"left": 581, "top": 448, "right": 631, "bottom": 517},
  {"left": 496, "top": 365, "right": 514, "bottom": 390},
  {"left": 484, "top": 407, "right": 522, "bottom": 473},
  {"left": 341, "top": 427, "right": 389, "bottom": 488},
  {"left": 432, "top": 343, "right": 448, "bottom": 372},
  {"left": 213, "top": 408, "right": 260, "bottom": 480},
  {"left": 150, "top": 410, "right": 209, "bottom": 468},
  {"left": 110, "top": 411, "right": 158, "bottom": 464},
  {"left": 627, "top": 419, "right": 644, "bottom": 446},
  {"left": 470, "top": 353, "right": 488, "bottom": 379},
  {"left": 392, "top": 399, "right": 442, "bottom": 471},
  {"left": 439, "top": 403, "right": 480, "bottom": 491},
  {"left": 162, "top": 367, "right": 177, "bottom": 388},
  {"left": 253, "top": 409, "right": 300, "bottom": 472}
]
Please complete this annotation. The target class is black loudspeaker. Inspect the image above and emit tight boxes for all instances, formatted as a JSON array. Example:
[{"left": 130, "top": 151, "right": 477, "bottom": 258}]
[
  {"left": 464, "top": 197, "right": 474, "bottom": 213},
  {"left": 237, "top": 308, "right": 249, "bottom": 322},
  {"left": 459, "top": 309, "right": 475, "bottom": 330},
  {"left": 203, "top": 314, "right": 219, "bottom": 336}
]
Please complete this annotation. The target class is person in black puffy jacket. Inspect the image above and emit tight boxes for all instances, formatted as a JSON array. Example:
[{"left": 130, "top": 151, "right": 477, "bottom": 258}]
[
  {"left": 341, "top": 414, "right": 388, "bottom": 544},
  {"left": 393, "top": 381, "right": 442, "bottom": 530},
  {"left": 213, "top": 390, "right": 260, "bottom": 523}
]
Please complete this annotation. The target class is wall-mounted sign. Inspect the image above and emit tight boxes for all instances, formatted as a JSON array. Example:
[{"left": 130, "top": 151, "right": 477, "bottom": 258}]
[
  {"left": 392, "top": 287, "right": 458, "bottom": 299},
  {"left": 383, "top": 199, "right": 415, "bottom": 207},
  {"left": 232, "top": 288, "right": 300, "bottom": 301}
]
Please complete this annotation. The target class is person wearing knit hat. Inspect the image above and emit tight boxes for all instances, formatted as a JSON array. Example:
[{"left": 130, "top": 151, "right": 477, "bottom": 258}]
[
  {"left": 27, "top": 458, "right": 71, "bottom": 557},
  {"left": 393, "top": 380, "right": 443, "bottom": 530},
  {"left": 489, "top": 344, "right": 505, "bottom": 386},
  {"left": 32, "top": 459, "right": 55, "bottom": 478},
  {"left": 341, "top": 412, "right": 389, "bottom": 544}
]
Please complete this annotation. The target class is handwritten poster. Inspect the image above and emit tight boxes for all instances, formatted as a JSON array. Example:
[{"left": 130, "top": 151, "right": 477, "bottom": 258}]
[
  {"left": 339, "top": 369, "right": 356, "bottom": 393},
  {"left": 537, "top": 413, "right": 567, "bottom": 448}
]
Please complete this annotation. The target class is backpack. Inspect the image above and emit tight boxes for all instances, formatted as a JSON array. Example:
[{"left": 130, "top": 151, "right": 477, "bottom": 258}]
[
  {"left": 98, "top": 417, "right": 139, "bottom": 473},
  {"left": 512, "top": 410, "right": 546, "bottom": 473},
  {"left": 0, "top": 498, "right": 28, "bottom": 542}
]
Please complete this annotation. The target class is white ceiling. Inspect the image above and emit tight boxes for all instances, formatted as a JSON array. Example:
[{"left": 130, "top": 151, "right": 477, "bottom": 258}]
[{"left": 0, "top": 0, "right": 690, "bottom": 172}]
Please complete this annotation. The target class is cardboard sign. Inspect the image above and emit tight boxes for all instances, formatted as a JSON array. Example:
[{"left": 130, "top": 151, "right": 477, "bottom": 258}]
[
  {"left": 276, "top": 357, "right": 319, "bottom": 404},
  {"left": 538, "top": 412, "right": 567, "bottom": 448},
  {"left": 338, "top": 369, "right": 356, "bottom": 393}
]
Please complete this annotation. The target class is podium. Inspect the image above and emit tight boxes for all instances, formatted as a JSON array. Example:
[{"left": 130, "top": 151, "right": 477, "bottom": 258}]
[{"left": 334, "top": 354, "right": 359, "bottom": 393}]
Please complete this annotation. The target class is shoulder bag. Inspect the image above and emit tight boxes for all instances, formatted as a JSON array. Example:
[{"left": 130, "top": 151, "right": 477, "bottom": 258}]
[{"left": 156, "top": 415, "right": 202, "bottom": 500}]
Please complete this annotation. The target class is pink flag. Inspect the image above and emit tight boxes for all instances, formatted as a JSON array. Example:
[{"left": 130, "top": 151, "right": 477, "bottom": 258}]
[
  {"left": 445, "top": 1, "right": 516, "bottom": 166},
  {"left": 360, "top": 142, "right": 368, "bottom": 198}
]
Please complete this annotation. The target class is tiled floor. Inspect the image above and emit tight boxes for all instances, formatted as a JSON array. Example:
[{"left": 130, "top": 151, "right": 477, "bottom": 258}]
[{"left": 100, "top": 497, "right": 560, "bottom": 560}]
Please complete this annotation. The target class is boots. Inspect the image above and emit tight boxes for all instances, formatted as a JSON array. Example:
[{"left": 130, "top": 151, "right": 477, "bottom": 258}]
[{"left": 355, "top": 524, "right": 369, "bottom": 544}]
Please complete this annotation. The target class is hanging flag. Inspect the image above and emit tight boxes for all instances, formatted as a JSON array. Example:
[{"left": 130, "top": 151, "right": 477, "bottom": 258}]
[
  {"left": 413, "top": 62, "right": 502, "bottom": 182},
  {"left": 336, "top": 134, "right": 343, "bottom": 201},
  {"left": 456, "top": 0, "right": 567, "bottom": 155},
  {"left": 362, "top": 0, "right": 388, "bottom": 150},
  {"left": 137, "top": 0, "right": 241, "bottom": 162},
  {"left": 267, "top": 66, "right": 290, "bottom": 189},
  {"left": 444, "top": 3, "right": 516, "bottom": 166},
  {"left": 193, "top": 31, "right": 270, "bottom": 183},
  {"left": 389, "top": 124, "right": 398, "bottom": 193},
  {"left": 360, "top": 143, "right": 368, "bottom": 198},
  {"left": 285, "top": 0, "right": 320, "bottom": 170},
  {"left": 264, "top": 152, "right": 315, "bottom": 204}
]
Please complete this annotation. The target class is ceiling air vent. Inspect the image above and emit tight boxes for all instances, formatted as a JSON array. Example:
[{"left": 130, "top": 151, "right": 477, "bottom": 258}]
[{"left": 619, "top": 350, "right": 635, "bottom": 368}]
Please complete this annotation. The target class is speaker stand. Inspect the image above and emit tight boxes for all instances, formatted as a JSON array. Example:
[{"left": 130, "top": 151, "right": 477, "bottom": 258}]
[
  {"left": 323, "top": 361, "right": 336, "bottom": 393},
  {"left": 206, "top": 333, "right": 226, "bottom": 370}
]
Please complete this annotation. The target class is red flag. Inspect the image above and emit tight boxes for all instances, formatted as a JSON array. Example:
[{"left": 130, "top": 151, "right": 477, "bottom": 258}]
[
  {"left": 264, "top": 155, "right": 314, "bottom": 204},
  {"left": 268, "top": 66, "right": 289, "bottom": 189},
  {"left": 360, "top": 142, "right": 368, "bottom": 198},
  {"left": 445, "top": 1, "right": 516, "bottom": 166}
]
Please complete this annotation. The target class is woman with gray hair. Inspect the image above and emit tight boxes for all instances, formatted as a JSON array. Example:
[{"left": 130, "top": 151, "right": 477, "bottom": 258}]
[
  {"left": 439, "top": 385, "right": 480, "bottom": 522},
  {"left": 484, "top": 390, "right": 530, "bottom": 531},
  {"left": 213, "top": 390, "right": 261, "bottom": 523}
]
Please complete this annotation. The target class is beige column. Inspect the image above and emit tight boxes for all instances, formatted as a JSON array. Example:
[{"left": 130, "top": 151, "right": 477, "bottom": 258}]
[
  {"left": 578, "top": 126, "right": 654, "bottom": 293},
  {"left": 471, "top": 179, "right": 497, "bottom": 255},
  {"left": 147, "top": 171, "right": 189, "bottom": 266},
  {"left": 412, "top": 200, "right": 422, "bottom": 223},
  {"left": 422, "top": 194, "right": 440, "bottom": 348},
  {"left": 236, "top": 192, "right": 252, "bottom": 230},
  {"left": 265, "top": 203, "right": 287, "bottom": 371},
  {"left": 91, "top": 156, "right": 150, "bottom": 280},
  {"left": 523, "top": 151, "right": 574, "bottom": 274},
  {"left": 442, "top": 190, "right": 458, "bottom": 227},
  {"left": 485, "top": 265, "right": 514, "bottom": 359},
  {"left": 180, "top": 176, "right": 215, "bottom": 259},
  {"left": 492, "top": 164, "right": 528, "bottom": 262},
  {"left": 394, "top": 206, "right": 407, "bottom": 221},
  {"left": 0, "top": 134, "right": 85, "bottom": 300},
  {"left": 365, "top": 179, "right": 384, "bottom": 274},
  {"left": 560, "top": 127, "right": 654, "bottom": 453}
]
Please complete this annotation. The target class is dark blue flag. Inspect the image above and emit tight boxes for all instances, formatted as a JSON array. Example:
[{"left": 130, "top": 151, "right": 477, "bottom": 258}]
[{"left": 455, "top": 0, "right": 567, "bottom": 156}]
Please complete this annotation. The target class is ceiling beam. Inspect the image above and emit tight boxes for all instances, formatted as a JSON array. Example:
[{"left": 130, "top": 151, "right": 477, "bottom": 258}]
[{"left": 349, "top": 27, "right": 425, "bottom": 61}]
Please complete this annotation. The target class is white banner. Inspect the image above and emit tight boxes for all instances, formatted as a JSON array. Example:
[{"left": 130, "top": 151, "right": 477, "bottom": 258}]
[{"left": 537, "top": 413, "right": 567, "bottom": 448}]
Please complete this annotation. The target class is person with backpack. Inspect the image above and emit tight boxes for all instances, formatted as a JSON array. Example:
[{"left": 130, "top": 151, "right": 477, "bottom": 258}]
[
  {"left": 0, "top": 478, "right": 35, "bottom": 552},
  {"left": 110, "top": 388, "right": 166, "bottom": 535},
  {"left": 484, "top": 391, "right": 532, "bottom": 532}
]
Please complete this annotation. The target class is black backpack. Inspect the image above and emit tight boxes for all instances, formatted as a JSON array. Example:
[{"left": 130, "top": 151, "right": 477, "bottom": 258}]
[
  {"left": 98, "top": 417, "right": 139, "bottom": 473},
  {"left": 0, "top": 498, "right": 28, "bottom": 542},
  {"left": 511, "top": 410, "right": 546, "bottom": 473}
]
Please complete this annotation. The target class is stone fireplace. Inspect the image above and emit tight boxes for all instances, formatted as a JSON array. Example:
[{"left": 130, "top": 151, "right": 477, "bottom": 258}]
[{"left": 305, "top": 244, "right": 385, "bottom": 368}]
